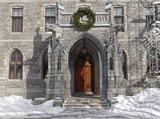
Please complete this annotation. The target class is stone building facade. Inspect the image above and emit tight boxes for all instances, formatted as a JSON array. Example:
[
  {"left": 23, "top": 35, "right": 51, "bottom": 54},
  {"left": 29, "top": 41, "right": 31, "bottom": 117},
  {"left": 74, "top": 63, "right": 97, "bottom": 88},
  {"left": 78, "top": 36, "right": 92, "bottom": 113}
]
[{"left": 0, "top": 0, "right": 159, "bottom": 103}]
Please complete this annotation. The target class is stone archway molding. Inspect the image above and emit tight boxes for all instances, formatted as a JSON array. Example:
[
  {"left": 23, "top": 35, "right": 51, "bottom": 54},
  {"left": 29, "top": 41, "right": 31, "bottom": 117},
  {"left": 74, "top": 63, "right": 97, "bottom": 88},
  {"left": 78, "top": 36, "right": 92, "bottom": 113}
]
[{"left": 67, "top": 32, "right": 107, "bottom": 99}]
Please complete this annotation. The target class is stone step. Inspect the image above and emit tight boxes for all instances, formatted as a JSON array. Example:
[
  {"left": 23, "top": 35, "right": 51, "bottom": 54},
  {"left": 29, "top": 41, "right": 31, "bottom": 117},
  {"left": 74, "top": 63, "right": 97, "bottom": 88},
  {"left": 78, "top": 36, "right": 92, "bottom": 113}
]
[
  {"left": 64, "top": 102, "right": 101, "bottom": 106},
  {"left": 63, "top": 105, "right": 102, "bottom": 108},
  {"left": 110, "top": 97, "right": 118, "bottom": 104},
  {"left": 64, "top": 102, "right": 100, "bottom": 106},
  {"left": 63, "top": 103, "right": 102, "bottom": 108},
  {"left": 64, "top": 99, "right": 100, "bottom": 103},
  {"left": 63, "top": 96, "right": 119, "bottom": 108},
  {"left": 64, "top": 101, "right": 100, "bottom": 104},
  {"left": 63, "top": 97, "right": 102, "bottom": 108}
]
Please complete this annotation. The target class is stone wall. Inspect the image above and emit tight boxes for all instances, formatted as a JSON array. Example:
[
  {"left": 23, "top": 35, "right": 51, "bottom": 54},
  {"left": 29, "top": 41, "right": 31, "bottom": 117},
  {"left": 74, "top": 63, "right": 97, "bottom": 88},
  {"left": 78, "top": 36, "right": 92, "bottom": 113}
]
[{"left": 0, "top": 0, "right": 158, "bottom": 99}]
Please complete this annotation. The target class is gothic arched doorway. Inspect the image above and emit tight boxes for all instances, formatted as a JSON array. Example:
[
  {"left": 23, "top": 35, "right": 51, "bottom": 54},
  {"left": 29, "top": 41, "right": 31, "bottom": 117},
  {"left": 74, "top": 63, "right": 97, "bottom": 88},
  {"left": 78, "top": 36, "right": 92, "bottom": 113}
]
[
  {"left": 74, "top": 52, "right": 94, "bottom": 94},
  {"left": 69, "top": 37, "right": 102, "bottom": 96}
]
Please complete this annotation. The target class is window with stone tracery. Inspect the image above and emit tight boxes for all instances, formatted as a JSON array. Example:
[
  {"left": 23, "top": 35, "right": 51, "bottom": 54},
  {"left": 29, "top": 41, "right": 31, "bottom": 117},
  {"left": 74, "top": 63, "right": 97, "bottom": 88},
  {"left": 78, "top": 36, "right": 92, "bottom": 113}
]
[{"left": 9, "top": 49, "right": 23, "bottom": 79}]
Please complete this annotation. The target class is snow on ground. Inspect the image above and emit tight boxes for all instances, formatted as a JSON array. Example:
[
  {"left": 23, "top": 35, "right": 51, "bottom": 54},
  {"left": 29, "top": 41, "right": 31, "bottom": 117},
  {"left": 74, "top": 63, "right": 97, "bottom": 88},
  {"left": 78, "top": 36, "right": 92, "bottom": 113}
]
[
  {"left": 110, "top": 88, "right": 160, "bottom": 119},
  {"left": 0, "top": 95, "right": 63, "bottom": 118},
  {"left": 1, "top": 88, "right": 160, "bottom": 118}
]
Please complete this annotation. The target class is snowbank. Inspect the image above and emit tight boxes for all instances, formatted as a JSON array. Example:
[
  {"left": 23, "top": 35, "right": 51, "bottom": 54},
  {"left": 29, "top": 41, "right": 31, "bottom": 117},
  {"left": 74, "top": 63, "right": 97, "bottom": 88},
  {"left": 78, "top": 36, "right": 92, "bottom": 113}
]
[
  {"left": 0, "top": 95, "right": 63, "bottom": 118},
  {"left": 110, "top": 88, "right": 160, "bottom": 119}
]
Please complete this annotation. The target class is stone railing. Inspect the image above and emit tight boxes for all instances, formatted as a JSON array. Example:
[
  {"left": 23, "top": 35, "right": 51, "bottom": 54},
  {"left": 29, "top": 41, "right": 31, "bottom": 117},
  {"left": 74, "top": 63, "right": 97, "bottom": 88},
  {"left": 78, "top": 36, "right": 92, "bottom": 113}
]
[{"left": 60, "top": 12, "right": 111, "bottom": 27}]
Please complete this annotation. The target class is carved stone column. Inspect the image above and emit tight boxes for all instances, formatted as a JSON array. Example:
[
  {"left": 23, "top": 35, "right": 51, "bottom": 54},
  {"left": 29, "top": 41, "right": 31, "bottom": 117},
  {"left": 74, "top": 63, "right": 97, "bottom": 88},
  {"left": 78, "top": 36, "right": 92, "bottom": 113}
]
[
  {"left": 46, "top": 44, "right": 55, "bottom": 100},
  {"left": 101, "top": 52, "right": 108, "bottom": 100},
  {"left": 51, "top": 42, "right": 65, "bottom": 99},
  {"left": 113, "top": 29, "right": 123, "bottom": 89}
]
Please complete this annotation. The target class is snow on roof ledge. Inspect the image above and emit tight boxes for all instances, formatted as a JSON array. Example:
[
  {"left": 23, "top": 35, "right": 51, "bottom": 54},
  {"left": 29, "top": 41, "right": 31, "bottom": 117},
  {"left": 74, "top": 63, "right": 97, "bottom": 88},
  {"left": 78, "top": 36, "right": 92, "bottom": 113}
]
[
  {"left": 153, "top": 2, "right": 160, "bottom": 4},
  {"left": 155, "top": 21, "right": 160, "bottom": 24}
]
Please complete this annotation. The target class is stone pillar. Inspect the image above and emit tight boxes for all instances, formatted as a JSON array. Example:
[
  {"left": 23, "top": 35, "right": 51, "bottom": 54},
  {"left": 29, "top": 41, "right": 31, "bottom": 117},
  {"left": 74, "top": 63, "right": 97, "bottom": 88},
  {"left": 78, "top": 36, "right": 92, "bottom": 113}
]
[
  {"left": 101, "top": 50, "right": 112, "bottom": 108},
  {"left": 46, "top": 38, "right": 65, "bottom": 100},
  {"left": 113, "top": 32, "right": 119, "bottom": 88},
  {"left": 101, "top": 52, "right": 109, "bottom": 100},
  {"left": 51, "top": 44, "right": 65, "bottom": 99},
  {"left": 46, "top": 44, "right": 54, "bottom": 100},
  {"left": 107, "top": 31, "right": 124, "bottom": 97}
]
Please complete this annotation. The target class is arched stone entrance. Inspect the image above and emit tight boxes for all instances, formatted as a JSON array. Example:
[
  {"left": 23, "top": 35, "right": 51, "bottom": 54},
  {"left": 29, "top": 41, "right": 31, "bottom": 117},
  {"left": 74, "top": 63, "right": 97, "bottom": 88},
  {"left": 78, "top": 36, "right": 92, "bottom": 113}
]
[{"left": 69, "top": 37, "right": 102, "bottom": 96}]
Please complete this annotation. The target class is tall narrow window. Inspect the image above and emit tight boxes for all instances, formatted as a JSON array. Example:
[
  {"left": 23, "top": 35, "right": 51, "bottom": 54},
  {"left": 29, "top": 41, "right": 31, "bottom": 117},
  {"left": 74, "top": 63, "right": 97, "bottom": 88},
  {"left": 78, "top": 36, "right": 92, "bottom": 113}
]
[
  {"left": 110, "top": 50, "right": 114, "bottom": 70},
  {"left": 114, "top": 6, "right": 124, "bottom": 25},
  {"left": 122, "top": 50, "right": 128, "bottom": 80},
  {"left": 155, "top": 3, "right": 160, "bottom": 21},
  {"left": 45, "top": 6, "right": 56, "bottom": 32},
  {"left": 42, "top": 49, "right": 48, "bottom": 79},
  {"left": 9, "top": 49, "right": 23, "bottom": 79},
  {"left": 12, "top": 7, "right": 23, "bottom": 32}
]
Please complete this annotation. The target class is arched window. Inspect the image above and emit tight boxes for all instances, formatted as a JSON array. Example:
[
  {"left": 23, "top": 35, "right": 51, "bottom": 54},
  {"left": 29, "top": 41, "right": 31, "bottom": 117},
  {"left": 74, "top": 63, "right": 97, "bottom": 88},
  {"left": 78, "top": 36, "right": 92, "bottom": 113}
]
[
  {"left": 42, "top": 49, "right": 48, "bottom": 79},
  {"left": 9, "top": 49, "right": 23, "bottom": 79}
]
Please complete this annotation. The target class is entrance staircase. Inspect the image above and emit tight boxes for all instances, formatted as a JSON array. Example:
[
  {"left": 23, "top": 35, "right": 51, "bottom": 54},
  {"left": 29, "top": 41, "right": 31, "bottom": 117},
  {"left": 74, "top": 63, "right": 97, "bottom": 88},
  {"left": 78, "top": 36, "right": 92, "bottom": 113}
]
[
  {"left": 32, "top": 96, "right": 118, "bottom": 108},
  {"left": 63, "top": 96, "right": 102, "bottom": 108}
]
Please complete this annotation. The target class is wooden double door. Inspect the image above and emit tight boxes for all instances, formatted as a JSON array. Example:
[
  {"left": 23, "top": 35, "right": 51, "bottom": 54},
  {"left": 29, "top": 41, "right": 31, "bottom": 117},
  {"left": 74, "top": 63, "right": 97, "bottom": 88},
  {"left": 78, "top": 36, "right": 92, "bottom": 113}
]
[{"left": 74, "top": 54, "right": 94, "bottom": 93}]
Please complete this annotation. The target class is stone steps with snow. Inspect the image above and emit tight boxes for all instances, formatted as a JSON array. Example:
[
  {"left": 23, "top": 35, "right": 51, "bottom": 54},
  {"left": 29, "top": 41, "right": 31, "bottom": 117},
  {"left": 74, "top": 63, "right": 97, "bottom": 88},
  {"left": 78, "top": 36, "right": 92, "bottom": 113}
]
[
  {"left": 110, "top": 97, "right": 118, "bottom": 104},
  {"left": 63, "top": 97, "right": 102, "bottom": 108}
]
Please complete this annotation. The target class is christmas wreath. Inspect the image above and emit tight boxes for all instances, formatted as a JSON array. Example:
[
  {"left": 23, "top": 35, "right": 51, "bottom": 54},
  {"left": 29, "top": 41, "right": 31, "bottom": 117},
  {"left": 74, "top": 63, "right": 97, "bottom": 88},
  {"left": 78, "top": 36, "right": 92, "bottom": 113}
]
[{"left": 73, "top": 8, "right": 95, "bottom": 31}]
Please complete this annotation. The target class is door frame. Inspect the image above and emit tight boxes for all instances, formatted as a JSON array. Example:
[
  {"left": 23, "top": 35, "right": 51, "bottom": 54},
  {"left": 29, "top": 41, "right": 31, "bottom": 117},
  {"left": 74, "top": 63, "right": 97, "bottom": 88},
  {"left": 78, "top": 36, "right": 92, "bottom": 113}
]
[{"left": 68, "top": 36, "right": 103, "bottom": 97}]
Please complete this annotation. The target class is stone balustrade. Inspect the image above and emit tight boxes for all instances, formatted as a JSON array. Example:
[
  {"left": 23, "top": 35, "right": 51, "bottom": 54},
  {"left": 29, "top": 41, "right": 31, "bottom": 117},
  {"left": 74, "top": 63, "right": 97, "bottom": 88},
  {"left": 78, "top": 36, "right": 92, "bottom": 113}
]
[{"left": 60, "top": 12, "right": 111, "bottom": 27}]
